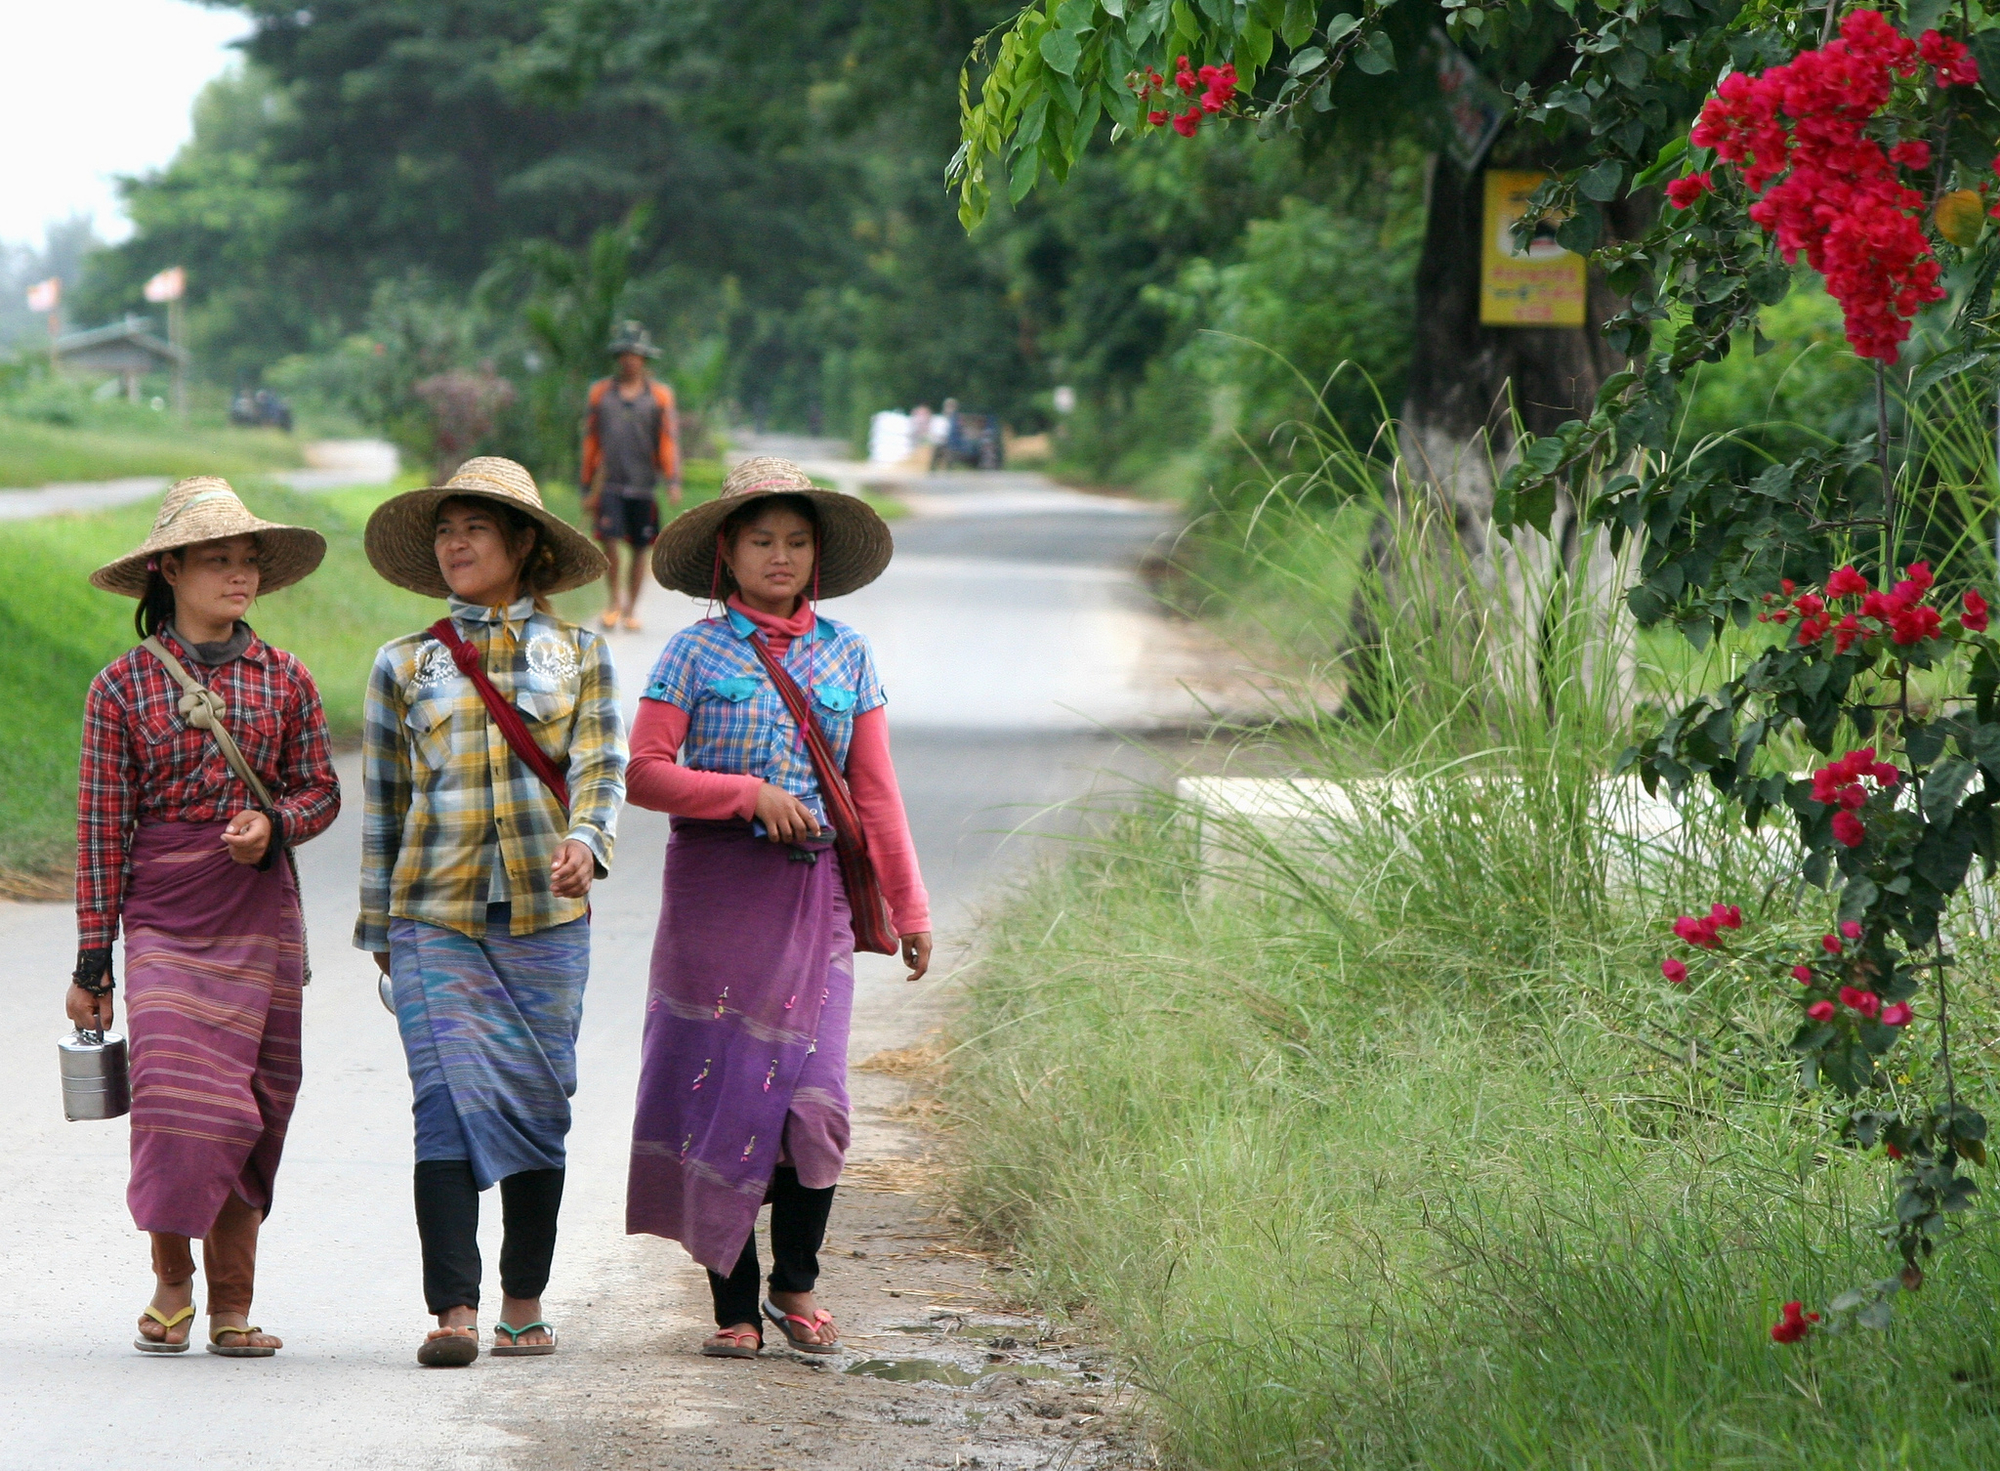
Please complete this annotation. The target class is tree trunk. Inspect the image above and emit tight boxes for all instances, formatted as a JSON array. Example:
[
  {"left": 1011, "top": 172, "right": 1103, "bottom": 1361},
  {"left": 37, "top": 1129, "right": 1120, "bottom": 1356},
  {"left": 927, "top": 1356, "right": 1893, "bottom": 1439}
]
[{"left": 1347, "top": 141, "right": 1644, "bottom": 715}]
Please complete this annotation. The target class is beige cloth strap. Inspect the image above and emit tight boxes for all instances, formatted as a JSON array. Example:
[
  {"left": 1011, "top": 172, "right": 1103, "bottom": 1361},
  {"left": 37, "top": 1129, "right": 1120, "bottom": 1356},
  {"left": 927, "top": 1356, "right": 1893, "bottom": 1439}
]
[{"left": 140, "top": 637, "right": 278, "bottom": 808}]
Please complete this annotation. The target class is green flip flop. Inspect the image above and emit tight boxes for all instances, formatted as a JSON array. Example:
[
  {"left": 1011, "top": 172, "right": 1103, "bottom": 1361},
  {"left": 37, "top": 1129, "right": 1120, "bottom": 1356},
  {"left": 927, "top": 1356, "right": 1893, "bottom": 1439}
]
[{"left": 490, "top": 1320, "right": 558, "bottom": 1357}]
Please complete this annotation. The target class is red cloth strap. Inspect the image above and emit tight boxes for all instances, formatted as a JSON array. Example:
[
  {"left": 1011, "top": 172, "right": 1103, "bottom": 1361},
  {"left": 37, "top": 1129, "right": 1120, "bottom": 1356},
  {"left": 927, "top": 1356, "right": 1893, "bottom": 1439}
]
[
  {"left": 427, "top": 617, "right": 570, "bottom": 812},
  {"left": 743, "top": 631, "right": 898, "bottom": 955}
]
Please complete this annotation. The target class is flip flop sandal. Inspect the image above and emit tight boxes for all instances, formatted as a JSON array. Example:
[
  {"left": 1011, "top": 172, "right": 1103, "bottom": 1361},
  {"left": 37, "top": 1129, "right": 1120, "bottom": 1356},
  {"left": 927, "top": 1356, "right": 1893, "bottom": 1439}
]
[
  {"left": 135, "top": 1303, "right": 196, "bottom": 1354},
  {"left": 491, "top": 1321, "right": 558, "bottom": 1357},
  {"left": 207, "top": 1323, "right": 278, "bottom": 1358},
  {"left": 621, "top": 614, "right": 644, "bottom": 633},
  {"left": 700, "top": 1327, "right": 763, "bottom": 1360},
  {"left": 416, "top": 1327, "right": 480, "bottom": 1367},
  {"left": 762, "top": 1300, "right": 839, "bottom": 1355},
  {"left": 599, "top": 611, "right": 620, "bottom": 631}
]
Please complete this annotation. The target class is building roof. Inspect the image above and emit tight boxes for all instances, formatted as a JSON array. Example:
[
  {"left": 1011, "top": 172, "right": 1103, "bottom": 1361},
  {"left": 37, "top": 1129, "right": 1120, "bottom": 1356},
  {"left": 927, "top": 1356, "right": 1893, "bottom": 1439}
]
[{"left": 55, "top": 315, "right": 188, "bottom": 370}]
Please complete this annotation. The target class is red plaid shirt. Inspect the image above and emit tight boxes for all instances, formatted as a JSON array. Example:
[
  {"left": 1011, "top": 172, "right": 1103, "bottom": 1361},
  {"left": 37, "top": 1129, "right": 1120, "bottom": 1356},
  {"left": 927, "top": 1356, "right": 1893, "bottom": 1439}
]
[{"left": 75, "top": 627, "right": 340, "bottom": 946}]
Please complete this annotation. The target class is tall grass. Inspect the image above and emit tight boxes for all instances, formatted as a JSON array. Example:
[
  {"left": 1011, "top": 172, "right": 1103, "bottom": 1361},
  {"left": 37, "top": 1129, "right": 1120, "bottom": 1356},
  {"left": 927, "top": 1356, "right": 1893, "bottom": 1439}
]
[
  {"left": 945, "top": 435, "right": 2000, "bottom": 1466},
  {"left": 0, "top": 418, "right": 303, "bottom": 488}
]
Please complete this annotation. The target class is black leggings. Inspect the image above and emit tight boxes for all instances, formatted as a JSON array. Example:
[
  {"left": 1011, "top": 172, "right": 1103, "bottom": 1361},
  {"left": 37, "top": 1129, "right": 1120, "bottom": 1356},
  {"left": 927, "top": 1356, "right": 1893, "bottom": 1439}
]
[
  {"left": 708, "top": 1167, "right": 836, "bottom": 1329},
  {"left": 413, "top": 1160, "right": 564, "bottom": 1316}
]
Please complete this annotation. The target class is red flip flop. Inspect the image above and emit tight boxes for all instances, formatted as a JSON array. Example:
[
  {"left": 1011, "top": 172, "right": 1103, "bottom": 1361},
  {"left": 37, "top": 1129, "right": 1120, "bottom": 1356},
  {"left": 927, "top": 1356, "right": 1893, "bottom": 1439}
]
[{"left": 761, "top": 1299, "right": 838, "bottom": 1354}]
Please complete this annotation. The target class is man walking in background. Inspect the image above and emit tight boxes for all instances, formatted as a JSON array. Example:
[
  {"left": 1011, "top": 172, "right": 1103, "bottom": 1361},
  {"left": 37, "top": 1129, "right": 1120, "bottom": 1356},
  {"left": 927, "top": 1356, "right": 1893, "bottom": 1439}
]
[{"left": 582, "top": 321, "right": 680, "bottom": 632}]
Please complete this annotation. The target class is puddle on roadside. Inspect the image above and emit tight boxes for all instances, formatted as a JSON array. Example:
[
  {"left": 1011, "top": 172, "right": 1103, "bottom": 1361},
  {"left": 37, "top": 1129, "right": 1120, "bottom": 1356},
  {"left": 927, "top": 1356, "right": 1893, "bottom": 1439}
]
[
  {"left": 845, "top": 1358, "right": 982, "bottom": 1386},
  {"left": 977, "top": 1363, "right": 1075, "bottom": 1383}
]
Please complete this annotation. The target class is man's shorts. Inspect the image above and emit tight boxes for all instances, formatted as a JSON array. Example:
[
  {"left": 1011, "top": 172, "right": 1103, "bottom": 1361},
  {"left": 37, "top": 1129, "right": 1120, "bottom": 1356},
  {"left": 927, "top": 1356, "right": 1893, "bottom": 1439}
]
[{"left": 594, "top": 492, "right": 660, "bottom": 548}]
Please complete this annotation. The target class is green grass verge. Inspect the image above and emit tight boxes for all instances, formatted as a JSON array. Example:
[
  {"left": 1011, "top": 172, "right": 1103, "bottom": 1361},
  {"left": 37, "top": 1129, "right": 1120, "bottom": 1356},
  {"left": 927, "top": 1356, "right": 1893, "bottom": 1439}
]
[
  {"left": 0, "top": 418, "right": 305, "bottom": 488},
  {"left": 0, "top": 460, "right": 727, "bottom": 880},
  {"left": 948, "top": 489, "right": 2000, "bottom": 1466}
]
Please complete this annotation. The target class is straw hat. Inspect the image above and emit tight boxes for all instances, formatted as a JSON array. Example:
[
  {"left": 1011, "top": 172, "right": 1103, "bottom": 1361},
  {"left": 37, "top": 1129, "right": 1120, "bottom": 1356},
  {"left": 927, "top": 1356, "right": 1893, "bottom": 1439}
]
[
  {"left": 650, "top": 456, "right": 893, "bottom": 599},
  {"left": 364, "top": 456, "right": 608, "bottom": 598},
  {"left": 90, "top": 476, "right": 327, "bottom": 596}
]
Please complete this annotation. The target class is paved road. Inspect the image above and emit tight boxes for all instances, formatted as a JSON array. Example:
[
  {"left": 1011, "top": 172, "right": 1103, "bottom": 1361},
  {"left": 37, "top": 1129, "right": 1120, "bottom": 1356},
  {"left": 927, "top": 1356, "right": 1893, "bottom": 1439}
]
[
  {"left": 0, "top": 438, "right": 400, "bottom": 518},
  {"left": 0, "top": 466, "right": 1183, "bottom": 1468}
]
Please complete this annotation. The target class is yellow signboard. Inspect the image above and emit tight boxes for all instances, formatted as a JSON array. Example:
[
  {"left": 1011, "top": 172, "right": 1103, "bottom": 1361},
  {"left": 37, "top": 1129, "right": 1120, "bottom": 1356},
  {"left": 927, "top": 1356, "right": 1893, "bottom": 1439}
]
[{"left": 1480, "top": 170, "right": 1586, "bottom": 328}]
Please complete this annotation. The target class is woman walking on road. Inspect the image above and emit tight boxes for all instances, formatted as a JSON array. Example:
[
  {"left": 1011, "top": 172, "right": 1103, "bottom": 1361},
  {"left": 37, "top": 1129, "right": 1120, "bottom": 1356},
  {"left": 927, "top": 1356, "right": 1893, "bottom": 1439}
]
[
  {"left": 357, "top": 458, "right": 627, "bottom": 1367},
  {"left": 625, "top": 456, "right": 932, "bottom": 1358},
  {"left": 72, "top": 478, "right": 339, "bottom": 1358}
]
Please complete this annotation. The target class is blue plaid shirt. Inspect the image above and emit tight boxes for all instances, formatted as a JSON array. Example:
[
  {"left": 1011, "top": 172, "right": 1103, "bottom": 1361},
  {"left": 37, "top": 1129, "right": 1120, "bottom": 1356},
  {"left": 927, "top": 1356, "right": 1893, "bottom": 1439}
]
[{"left": 642, "top": 608, "right": 885, "bottom": 825}]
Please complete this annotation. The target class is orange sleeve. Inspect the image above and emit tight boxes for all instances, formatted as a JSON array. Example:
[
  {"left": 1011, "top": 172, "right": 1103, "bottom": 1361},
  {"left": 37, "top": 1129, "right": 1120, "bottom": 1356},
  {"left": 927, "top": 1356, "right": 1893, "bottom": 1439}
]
[
  {"left": 580, "top": 379, "right": 607, "bottom": 486},
  {"left": 655, "top": 382, "right": 679, "bottom": 482}
]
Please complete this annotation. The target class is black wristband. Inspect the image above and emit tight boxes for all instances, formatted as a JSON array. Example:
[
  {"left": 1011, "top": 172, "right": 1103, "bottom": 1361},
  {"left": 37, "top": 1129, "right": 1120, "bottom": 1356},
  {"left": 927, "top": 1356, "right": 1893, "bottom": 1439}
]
[
  {"left": 255, "top": 807, "right": 285, "bottom": 871},
  {"left": 72, "top": 947, "right": 115, "bottom": 996}
]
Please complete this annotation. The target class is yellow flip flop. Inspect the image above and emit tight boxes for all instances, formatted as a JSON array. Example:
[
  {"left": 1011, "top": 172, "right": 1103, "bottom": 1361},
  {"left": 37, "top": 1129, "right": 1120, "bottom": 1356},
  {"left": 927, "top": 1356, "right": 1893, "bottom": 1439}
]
[
  {"left": 207, "top": 1322, "right": 278, "bottom": 1358},
  {"left": 135, "top": 1303, "right": 196, "bottom": 1354}
]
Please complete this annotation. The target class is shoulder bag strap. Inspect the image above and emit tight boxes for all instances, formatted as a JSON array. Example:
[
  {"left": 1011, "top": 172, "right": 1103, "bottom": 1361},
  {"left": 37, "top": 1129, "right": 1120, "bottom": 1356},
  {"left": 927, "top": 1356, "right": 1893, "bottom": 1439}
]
[
  {"left": 744, "top": 631, "right": 899, "bottom": 955},
  {"left": 139, "top": 635, "right": 311, "bottom": 981},
  {"left": 140, "top": 637, "right": 277, "bottom": 808},
  {"left": 426, "top": 618, "right": 571, "bottom": 812}
]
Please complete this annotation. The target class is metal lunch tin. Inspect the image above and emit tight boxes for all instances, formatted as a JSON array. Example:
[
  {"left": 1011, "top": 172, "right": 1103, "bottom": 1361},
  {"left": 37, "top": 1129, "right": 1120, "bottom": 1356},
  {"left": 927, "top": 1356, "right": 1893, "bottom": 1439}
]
[{"left": 58, "top": 1029, "right": 131, "bottom": 1121}]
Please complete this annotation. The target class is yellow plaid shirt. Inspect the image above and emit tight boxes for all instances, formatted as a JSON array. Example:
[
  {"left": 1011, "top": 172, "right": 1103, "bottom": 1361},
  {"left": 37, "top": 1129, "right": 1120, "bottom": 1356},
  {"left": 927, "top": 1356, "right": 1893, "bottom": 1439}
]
[{"left": 355, "top": 598, "right": 626, "bottom": 949}]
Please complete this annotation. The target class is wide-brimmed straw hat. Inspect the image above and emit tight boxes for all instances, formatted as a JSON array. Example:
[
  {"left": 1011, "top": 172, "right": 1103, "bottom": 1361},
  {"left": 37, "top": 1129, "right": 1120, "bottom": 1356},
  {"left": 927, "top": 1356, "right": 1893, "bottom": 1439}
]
[
  {"left": 650, "top": 456, "right": 893, "bottom": 599},
  {"left": 90, "top": 476, "right": 327, "bottom": 597},
  {"left": 364, "top": 456, "right": 609, "bottom": 598}
]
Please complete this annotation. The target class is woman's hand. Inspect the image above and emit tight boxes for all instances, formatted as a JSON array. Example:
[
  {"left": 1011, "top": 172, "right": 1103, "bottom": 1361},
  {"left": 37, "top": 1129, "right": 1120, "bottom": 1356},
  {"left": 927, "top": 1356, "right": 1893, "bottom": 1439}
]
[
  {"left": 550, "top": 839, "right": 596, "bottom": 898},
  {"left": 900, "top": 931, "right": 932, "bottom": 983},
  {"left": 66, "top": 984, "right": 114, "bottom": 1032},
  {"left": 220, "top": 809, "right": 272, "bottom": 866},
  {"left": 754, "top": 782, "right": 818, "bottom": 843}
]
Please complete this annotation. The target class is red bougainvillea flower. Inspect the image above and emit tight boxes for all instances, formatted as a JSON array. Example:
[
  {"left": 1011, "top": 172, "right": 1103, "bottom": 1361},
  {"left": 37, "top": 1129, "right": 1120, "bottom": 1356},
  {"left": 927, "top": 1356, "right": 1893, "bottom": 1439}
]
[
  {"left": 1881, "top": 1001, "right": 1914, "bottom": 1026},
  {"left": 1832, "top": 811, "right": 1868, "bottom": 847},
  {"left": 1691, "top": 12, "right": 1953, "bottom": 361},
  {"left": 1812, "top": 748, "right": 1900, "bottom": 809},
  {"left": 1887, "top": 1143, "right": 1905, "bottom": 1159},
  {"left": 1920, "top": 29, "right": 1980, "bottom": 86},
  {"left": 1965, "top": 590, "right": 1990, "bottom": 632},
  {"left": 1711, "top": 903, "right": 1743, "bottom": 929},
  {"left": 1174, "top": 56, "right": 1198, "bottom": 94},
  {"left": 1197, "top": 62, "right": 1237, "bottom": 113},
  {"left": 1834, "top": 614, "right": 1865, "bottom": 652},
  {"left": 1889, "top": 139, "right": 1932, "bottom": 169},
  {"left": 1782, "top": 579, "right": 1797, "bottom": 595},
  {"left": 1827, "top": 565, "right": 1870, "bottom": 598},
  {"left": 1674, "top": 914, "right": 1723, "bottom": 948},
  {"left": 1890, "top": 603, "right": 1943, "bottom": 645},
  {"left": 1906, "top": 560, "right": 1936, "bottom": 593},
  {"left": 1822, "top": 933, "right": 1844, "bottom": 955},
  {"left": 1771, "top": 1301, "right": 1821, "bottom": 1343},
  {"left": 1662, "top": 957, "right": 1689, "bottom": 984},
  {"left": 1666, "top": 171, "right": 1715, "bottom": 208},
  {"left": 1147, "top": 110, "right": 1169, "bottom": 126},
  {"left": 1840, "top": 920, "right": 1864, "bottom": 940},
  {"left": 1793, "top": 964, "right": 1815, "bottom": 984},
  {"left": 1808, "top": 999, "right": 1837, "bottom": 1021},
  {"left": 1171, "top": 108, "right": 1201, "bottom": 138},
  {"left": 1840, "top": 985, "right": 1883, "bottom": 1018}
]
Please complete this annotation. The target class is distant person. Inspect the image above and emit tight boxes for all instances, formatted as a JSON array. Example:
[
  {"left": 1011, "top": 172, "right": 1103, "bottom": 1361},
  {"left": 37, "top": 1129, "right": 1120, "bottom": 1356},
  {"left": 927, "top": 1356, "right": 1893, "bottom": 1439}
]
[
  {"left": 357, "top": 458, "right": 628, "bottom": 1366},
  {"left": 72, "top": 477, "right": 340, "bottom": 1359},
  {"left": 581, "top": 321, "right": 680, "bottom": 634},
  {"left": 625, "top": 457, "right": 932, "bottom": 1360},
  {"left": 907, "top": 404, "right": 932, "bottom": 461},
  {"left": 928, "top": 397, "right": 957, "bottom": 471}
]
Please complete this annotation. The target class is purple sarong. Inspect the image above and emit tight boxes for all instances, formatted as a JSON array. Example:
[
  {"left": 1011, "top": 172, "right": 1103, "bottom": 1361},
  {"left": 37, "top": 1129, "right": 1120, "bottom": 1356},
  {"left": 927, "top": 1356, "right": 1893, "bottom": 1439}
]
[
  {"left": 627, "top": 819, "right": 854, "bottom": 1273},
  {"left": 121, "top": 820, "right": 304, "bottom": 1238}
]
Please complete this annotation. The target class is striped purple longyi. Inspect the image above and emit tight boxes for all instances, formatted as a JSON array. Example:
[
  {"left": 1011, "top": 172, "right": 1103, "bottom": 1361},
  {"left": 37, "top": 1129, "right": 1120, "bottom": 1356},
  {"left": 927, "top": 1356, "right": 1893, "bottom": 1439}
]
[{"left": 120, "top": 820, "right": 304, "bottom": 1239}]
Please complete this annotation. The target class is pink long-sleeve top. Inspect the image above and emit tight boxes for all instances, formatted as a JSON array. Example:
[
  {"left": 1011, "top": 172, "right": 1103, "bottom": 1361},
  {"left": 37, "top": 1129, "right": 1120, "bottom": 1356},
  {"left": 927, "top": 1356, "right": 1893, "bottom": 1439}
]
[{"left": 628, "top": 596, "right": 930, "bottom": 935}]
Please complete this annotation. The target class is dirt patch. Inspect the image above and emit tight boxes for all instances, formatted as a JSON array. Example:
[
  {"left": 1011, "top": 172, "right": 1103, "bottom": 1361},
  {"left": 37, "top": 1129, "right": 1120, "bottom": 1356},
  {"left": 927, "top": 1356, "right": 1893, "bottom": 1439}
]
[
  {"left": 0, "top": 867, "right": 69, "bottom": 903},
  {"left": 501, "top": 1186, "right": 1149, "bottom": 1470}
]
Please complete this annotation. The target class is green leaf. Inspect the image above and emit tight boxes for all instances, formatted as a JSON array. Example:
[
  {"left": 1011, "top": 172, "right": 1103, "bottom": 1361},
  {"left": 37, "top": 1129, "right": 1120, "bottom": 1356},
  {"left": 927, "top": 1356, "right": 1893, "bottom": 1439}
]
[
  {"left": 1040, "top": 28, "right": 1083, "bottom": 75},
  {"left": 1288, "top": 45, "right": 1326, "bottom": 72},
  {"left": 1280, "top": 0, "right": 1316, "bottom": 46},
  {"left": 1321, "top": 13, "right": 1360, "bottom": 42},
  {"left": 1631, "top": 133, "right": 1689, "bottom": 188},
  {"left": 1009, "top": 146, "right": 1043, "bottom": 204},
  {"left": 1354, "top": 29, "right": 1396, "bottom": 73},
  {"left": 1924, "top": 757, "right": 1977, "bottom": 823},
  {"left": 1579, "top": 158, "right": 1624, "bottom": 202}
]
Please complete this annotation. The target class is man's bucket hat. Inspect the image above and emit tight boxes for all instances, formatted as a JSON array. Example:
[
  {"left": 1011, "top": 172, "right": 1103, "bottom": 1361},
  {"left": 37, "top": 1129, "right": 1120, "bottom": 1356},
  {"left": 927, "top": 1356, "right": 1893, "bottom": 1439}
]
[
  {"left": 607, "top": 320, "right": 661, "bottom": 359},
  {"left": 650, "top": 456, "right": 893, "bottom": 600},
  {"left": 364, "top": 456, "right": 609, "bottom": 598},
  {"left": 91, "top": 476, "right": 327, "bottom": 596}
]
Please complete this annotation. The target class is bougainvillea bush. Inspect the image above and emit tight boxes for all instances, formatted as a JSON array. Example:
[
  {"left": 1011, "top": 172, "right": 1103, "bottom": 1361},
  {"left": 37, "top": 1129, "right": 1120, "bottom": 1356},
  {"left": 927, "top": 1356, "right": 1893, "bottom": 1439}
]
[{"left": 1499, "top": 7, "right": 2000, "bottom": 1335}]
